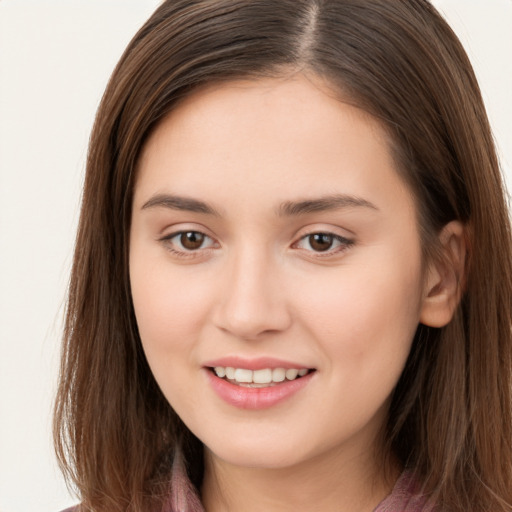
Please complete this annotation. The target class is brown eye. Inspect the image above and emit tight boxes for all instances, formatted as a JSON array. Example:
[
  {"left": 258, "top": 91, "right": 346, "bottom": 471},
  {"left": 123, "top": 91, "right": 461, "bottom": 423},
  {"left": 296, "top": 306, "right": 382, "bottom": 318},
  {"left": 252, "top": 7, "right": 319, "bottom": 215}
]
[
  {"left": 294, "top": 232, "right": 353, "bottom": 255},
  {"left": 308, "top": 233, "right": 334, "bottom": 252},
  {"left": 180, "top": 231, "right": 205, "bottom": 250},
  {"left": 161, "top": 230, "right": 216, "bottom": 257}
]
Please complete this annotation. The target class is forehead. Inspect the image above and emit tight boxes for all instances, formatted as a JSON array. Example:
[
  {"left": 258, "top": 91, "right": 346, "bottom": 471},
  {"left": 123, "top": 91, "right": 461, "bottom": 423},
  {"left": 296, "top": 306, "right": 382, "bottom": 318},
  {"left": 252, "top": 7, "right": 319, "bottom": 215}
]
[
  {"left": 134, "top": 74, "right": 413, "bottom": 218},
  {"left": 141, "top": 74, "right": 386, "bottom": 157}
]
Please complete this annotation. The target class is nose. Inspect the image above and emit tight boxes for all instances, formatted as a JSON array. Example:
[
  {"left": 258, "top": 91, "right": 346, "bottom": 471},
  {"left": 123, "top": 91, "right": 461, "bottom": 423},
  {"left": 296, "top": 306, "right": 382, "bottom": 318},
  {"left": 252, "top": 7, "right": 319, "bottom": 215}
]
[{"left": 212, "top": 246, "right": 292, "bottom": 340}]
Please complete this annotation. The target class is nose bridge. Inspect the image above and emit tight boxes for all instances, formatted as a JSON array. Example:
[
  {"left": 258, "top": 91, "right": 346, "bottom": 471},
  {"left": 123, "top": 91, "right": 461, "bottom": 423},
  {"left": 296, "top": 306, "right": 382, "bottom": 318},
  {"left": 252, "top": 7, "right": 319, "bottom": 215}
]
[{"left": 213, "top": 242, "right": 291, "bottom": 339}]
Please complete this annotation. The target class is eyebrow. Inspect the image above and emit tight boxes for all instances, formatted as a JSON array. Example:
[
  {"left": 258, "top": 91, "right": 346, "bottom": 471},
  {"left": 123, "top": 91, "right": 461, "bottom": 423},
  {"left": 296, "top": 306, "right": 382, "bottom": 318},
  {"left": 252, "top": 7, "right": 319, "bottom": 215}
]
[
  {"left": 140, "top": 193, "right": 378, "bottom": 217},
  {"left": 277, "top": 194, "right": 378, "bottom": 216},
  {"left": 141, "top": 194, "right": 221, "bottom": 216}
]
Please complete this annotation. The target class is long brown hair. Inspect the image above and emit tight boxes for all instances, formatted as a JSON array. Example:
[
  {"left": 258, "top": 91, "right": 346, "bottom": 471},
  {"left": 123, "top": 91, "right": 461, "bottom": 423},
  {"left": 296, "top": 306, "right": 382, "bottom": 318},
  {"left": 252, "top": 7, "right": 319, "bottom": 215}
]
[{"left": 54, "top": 1, "right": 512, "bottom": 511}]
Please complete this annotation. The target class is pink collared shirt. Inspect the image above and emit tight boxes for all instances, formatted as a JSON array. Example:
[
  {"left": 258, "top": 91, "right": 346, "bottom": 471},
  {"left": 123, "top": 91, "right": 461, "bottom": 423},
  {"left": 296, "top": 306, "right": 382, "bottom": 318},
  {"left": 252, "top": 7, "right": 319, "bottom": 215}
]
[
  {"left": 61, "top": 468, "right": 436, "bottom": 512},
  {"left": 374, "top": 471, "right": 436, "bottom": 512}
]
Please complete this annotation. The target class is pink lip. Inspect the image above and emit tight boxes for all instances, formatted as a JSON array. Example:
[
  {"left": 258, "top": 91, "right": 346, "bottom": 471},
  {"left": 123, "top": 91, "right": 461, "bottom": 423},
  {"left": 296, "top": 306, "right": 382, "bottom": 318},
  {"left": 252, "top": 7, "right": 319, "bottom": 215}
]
[
  {"left": 203, "top": 356, "right": 311, "bottom": 371},
  {"left": 204, "top": 368, "right": 315, "bottom": 410}
]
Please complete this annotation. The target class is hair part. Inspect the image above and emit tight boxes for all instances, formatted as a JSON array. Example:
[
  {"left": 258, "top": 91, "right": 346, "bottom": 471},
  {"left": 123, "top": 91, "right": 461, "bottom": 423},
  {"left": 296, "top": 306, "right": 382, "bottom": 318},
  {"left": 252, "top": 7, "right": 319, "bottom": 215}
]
[{"left": 54, "top": 1, "right": 512, "bottom": 511}]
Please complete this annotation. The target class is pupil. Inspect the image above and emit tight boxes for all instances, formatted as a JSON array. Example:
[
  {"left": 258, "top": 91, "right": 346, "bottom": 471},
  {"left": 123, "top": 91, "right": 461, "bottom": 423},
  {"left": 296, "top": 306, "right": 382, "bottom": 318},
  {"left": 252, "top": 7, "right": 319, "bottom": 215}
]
[
  {"left": 181, "top": 231, "right": 204, "bottom": 250},
  {"left": 310, "top": 233, "right": 333, "bottom": 252}
]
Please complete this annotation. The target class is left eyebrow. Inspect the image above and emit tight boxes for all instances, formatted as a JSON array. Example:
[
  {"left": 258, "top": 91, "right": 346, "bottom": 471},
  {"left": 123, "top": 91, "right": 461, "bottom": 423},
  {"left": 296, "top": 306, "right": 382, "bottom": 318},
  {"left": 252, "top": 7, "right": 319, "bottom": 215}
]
[{"left": 277, "top": 194, "right": 379, "bottom": 216}]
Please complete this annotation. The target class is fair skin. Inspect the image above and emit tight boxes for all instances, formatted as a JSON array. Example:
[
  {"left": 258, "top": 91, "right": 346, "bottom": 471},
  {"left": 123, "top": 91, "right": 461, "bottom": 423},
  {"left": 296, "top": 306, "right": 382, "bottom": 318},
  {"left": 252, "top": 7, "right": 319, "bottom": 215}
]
[{"left": 129, "top": 74, "right": 463, "bottom": 512}]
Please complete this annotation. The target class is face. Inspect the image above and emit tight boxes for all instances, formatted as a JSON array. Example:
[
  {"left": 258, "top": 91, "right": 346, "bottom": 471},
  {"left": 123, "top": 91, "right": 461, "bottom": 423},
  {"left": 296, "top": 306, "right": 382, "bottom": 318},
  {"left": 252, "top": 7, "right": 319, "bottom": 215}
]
[{"left": 129, "top": 75, "right": 428, "bottom": 472}]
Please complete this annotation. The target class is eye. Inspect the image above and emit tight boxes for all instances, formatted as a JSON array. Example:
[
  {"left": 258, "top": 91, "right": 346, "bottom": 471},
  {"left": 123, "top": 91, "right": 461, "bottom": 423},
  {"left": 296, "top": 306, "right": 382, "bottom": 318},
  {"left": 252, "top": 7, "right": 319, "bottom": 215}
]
[
  {"left": 161, "top": 230, "right": 216, "bottom": 253},
  {"left": 295, "top": 232, "right": 353, "bottom": 254}
]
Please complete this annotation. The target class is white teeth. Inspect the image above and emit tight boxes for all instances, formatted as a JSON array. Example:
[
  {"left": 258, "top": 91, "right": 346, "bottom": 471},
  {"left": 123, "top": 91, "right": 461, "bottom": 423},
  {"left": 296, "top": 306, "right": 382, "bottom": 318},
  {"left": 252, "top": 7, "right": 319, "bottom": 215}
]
[
  {"left": 234, "top": 368, "right": 252, "bottom": 383},
  {"left": 214, "top": 366, "right": 226, "bottom": 378},
  {"left": 213, "top": 366, "right": 310, "bottom": 384},
  {"left": 272, "top": 368, "right": 286, "bottom": 382},
  {"left": 285, "top": 368, "right": 299, "bottom": 380},
  {"left": 253, "top": 368, "right": 272, "bottom": 384}
]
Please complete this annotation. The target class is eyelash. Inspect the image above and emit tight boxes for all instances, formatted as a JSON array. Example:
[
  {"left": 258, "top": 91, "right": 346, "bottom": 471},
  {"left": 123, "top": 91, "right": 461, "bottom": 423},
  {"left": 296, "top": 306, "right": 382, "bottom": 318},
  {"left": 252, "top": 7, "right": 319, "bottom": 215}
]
[
  {"left": 293, "top": 232, "right": 354, "bottom": 257},
  {"left": 159, "top": 231, "right": 217, "bottom": 259},
  {"left": 159, "top": 230, "right": 354, "bottom": 259}
]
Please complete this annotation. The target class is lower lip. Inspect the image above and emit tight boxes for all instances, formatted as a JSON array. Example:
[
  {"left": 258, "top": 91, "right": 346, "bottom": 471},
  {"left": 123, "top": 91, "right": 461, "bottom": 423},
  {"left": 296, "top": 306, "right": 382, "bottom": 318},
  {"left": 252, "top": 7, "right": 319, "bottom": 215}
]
[{"left": 205, "top": 369, "right": 315, "bottom": 410}]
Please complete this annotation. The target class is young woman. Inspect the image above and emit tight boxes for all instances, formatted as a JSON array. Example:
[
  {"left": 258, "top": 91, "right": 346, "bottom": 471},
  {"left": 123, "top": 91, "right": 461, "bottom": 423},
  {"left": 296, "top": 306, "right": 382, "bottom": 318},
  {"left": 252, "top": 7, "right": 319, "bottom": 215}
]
[{"left": 54, "top": 1, "right": 512, "bottom": 511}]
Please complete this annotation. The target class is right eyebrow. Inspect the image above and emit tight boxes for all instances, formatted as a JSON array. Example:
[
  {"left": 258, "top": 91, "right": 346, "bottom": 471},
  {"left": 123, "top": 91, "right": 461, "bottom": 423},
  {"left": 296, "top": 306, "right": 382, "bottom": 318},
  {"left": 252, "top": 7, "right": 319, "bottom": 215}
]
[
  {"left": 141, "top": 194, "right": 221, "bottom": 216},
  {"left": 277, "top": 194, "right": 378, "bottom": 217}
]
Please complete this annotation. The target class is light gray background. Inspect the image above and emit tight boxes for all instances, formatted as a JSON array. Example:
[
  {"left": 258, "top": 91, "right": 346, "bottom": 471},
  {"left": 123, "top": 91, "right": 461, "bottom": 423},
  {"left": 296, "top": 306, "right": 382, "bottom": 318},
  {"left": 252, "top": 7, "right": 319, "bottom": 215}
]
[{"left": 0, "top": 1, "right": 510, "bottom": 511}]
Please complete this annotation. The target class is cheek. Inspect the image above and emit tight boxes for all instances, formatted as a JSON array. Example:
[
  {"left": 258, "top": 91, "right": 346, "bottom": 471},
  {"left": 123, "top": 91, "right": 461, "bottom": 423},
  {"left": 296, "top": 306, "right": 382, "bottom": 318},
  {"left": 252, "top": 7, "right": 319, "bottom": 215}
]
[
  {"left": 129, "top": 256, "right": 215, "bottom": 410},
  {"left": 129, "top": 252, "right": 213, "bottom": 359},
  {"left": 292, "top": 259, "right": 424, "bottom": 434},
  {"left": 294, "top": 252, "right": 424, "bottom": 371}
]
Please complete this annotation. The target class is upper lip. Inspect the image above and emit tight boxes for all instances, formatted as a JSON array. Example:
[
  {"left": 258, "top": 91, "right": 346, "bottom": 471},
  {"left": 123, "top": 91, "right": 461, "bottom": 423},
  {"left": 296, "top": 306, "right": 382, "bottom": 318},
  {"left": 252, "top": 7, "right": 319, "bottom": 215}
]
[{"left": 202, "top": 356, "right": 314, "bottom": 371}]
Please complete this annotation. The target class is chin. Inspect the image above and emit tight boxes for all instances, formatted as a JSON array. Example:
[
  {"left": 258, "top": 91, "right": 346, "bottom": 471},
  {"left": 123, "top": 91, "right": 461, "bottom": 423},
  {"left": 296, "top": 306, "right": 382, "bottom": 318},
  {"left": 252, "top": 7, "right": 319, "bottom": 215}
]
[
  {"left": 208, "top": 445, "right": 307, "bottom": 470},
  {"left": 201, "top": 428, "right": 323, "bottom": 471}
]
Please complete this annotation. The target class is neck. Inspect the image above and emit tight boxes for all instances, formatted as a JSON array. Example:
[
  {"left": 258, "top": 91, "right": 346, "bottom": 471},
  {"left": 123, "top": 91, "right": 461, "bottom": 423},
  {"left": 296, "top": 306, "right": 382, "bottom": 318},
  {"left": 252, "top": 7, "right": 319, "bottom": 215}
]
[{"left": 201, "top": 445, "right": 399, "bottom": 512}]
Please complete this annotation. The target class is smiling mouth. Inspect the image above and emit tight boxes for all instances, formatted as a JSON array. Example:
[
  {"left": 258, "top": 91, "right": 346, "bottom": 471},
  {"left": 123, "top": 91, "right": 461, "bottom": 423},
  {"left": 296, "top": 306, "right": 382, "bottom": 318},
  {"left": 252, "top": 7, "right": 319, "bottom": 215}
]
[{"left": 210, "top": 366, "right": 314, "bottom": 388}]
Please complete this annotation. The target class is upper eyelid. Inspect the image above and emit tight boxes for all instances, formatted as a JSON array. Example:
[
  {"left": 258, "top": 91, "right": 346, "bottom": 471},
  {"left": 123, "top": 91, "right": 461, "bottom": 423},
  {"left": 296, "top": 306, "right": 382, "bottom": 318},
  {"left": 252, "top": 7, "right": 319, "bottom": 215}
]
[
  {"left": 160, "top": 230, "right": 216, "bottom": 244},
  {"left": 292, "top": 225, "right": 355, "bottom": 242},
  {"left": 297, "top": 229, "right": 352, "bottom": 239},
  {"left": 294, "top": 233, "right": 353, "bottom": 248},
  {"left": 158, "top": 223, "right": 216, "bottom": 239},
  {"left": 291, "top": 219, "right": 355, "bottom": 234},
  {"left": 299, "top": 232, "right": 352, "bottom": 242}
]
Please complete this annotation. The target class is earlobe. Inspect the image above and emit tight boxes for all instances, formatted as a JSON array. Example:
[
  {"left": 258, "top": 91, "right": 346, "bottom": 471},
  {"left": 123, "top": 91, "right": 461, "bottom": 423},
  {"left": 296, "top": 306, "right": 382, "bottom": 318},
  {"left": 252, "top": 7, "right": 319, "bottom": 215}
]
[{"left": 419, "top": 221, "right": 467, "bottom": 328}]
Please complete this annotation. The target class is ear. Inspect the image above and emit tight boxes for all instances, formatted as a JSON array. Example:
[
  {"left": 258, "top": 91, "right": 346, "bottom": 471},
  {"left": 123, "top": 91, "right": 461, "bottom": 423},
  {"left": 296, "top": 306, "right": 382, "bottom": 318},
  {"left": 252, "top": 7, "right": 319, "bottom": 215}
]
[{"left": 420, "top": 221, "right": 467, "bottom": 328}]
